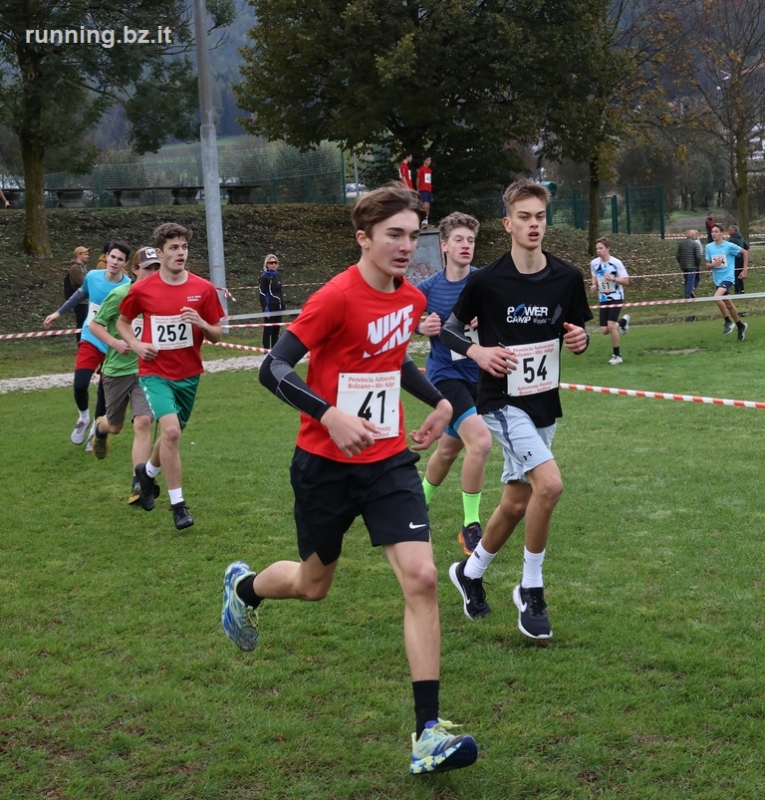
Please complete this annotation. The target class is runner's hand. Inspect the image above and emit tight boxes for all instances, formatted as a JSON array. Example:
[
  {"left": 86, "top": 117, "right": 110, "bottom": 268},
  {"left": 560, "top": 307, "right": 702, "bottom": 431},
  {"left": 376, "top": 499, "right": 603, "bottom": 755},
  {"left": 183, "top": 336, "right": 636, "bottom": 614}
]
[
  {"left": 418, "top": 312, "right": 441, "bottom": 336},
  {"left": 134, "top": 341, "right": 158, "bottom": 361},
  {"left": 563, "top": 322, "right": 588, "bottom": 353},
  {"left": 43, "top": 312, "right": 59, "bottom": 329},
  {"left": 410, "top": 399, "right": 452, "bottom": 451},
  {"left": 468, "top": 344, "right": 517, "bottom": 377},
  {"left": 322, "top": 406, "right": 378, "bottom": 458}
]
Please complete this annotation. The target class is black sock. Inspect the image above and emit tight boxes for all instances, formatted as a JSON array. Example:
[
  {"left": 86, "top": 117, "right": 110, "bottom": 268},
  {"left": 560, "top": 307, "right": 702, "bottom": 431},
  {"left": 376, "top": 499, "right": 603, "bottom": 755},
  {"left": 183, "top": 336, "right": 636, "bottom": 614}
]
[
  {"left": 236, "top": 576, "right": 262, "bottom": 609},
  {"left": 95, "top": 425, "right": 108, "bottom": 439},
  {"left": 613, "top": 347, "right": 620, "bottom": 357},
  {"left": 725, "top": 316, "right": 732, "bottom": 323},
  {"left": 737, "top": 319, "right": 744, "bottom": 327},
  {"left": 413, "top": 680, "right": 440, "bottom": 739}
]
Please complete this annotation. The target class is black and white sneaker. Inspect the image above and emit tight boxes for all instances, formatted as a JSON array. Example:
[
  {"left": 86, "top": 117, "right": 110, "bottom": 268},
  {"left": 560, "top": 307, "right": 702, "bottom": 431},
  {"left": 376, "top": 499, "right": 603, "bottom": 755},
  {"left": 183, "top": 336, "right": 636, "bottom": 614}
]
[
  {"left": 723, "top": 320, "right": 734, "bottom": 335},
  {"left": 449, "top": 559, "right": 491, "bottom": 619},
  {"left": 737, "top": 321, "right": 748, "bottom": 341},
  {"left": 619, "top": 314, "right": 630, "bottom": 334},
  {"left": 513, "top": 584, "right": 552, "bottom": 639},
  {"left": 134, "top": 463, "right": 156, "bottom": 511},
  {"left": 171, "top": 502, "right": 194, "bottom": 530}
]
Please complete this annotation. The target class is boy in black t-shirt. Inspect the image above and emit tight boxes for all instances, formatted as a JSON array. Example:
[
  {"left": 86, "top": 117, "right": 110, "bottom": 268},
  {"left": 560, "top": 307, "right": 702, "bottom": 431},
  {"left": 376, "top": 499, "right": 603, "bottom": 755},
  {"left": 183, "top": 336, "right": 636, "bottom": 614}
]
[{"left": 440, "top": 179, "right": 592, "bottom": 639}]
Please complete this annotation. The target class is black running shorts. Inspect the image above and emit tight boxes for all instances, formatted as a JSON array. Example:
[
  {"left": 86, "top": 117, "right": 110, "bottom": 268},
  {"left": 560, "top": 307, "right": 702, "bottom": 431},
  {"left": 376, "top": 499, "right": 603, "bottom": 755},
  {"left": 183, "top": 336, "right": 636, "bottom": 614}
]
[{"left": 290, "top": 447, "right": 430, "bottom": 565}]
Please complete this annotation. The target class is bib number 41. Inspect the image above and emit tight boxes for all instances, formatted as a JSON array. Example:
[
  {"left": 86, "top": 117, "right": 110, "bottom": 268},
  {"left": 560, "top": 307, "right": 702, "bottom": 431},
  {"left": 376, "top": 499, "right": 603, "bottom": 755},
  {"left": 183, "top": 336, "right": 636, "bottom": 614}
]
[{"left": 337, "top": 371, "right": 401, "bottom": 439}]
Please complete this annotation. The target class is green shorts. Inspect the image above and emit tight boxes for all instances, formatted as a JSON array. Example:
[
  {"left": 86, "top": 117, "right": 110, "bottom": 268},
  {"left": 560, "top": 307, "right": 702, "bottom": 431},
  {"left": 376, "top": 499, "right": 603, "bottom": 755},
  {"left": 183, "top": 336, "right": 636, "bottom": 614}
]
[{"left": 138, "top": 375, "right": 200, "bottom": 429}]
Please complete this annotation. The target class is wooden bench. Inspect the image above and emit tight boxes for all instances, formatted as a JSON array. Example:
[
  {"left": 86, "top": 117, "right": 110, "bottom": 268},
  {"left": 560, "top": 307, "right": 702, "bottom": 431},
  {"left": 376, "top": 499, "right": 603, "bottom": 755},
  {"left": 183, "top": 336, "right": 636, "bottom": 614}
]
[
  {"left": 55, "top": 188, "right": 85, "bottom": 208},
  {"left": 226, "top": 184, "right": 260, "bottom": 205}
]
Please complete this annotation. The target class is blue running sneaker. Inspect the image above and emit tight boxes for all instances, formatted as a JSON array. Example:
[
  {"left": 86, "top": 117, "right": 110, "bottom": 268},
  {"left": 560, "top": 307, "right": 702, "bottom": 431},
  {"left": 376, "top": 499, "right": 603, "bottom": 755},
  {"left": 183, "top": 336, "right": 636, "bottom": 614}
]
[
  {"left": 221, "top": 561, "right": 260, "bottom": 651},
  {"left": 457, "top": 522, "right": 483, "bottom": 555},
  {"left": 409, "top": 719, "right": 478, "bottom": 775}
]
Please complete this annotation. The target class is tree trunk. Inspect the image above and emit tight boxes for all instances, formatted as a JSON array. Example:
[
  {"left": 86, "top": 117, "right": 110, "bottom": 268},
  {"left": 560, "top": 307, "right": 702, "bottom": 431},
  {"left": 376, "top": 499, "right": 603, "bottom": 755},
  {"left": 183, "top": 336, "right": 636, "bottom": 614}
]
[
  {"left": 734, "top": 133, "right": 749, "bottom": 238},
  {"left": 19, "top": 132, "right": 50, "bottom": 257},
  {"left": 17, "top": 47, "right": 51, "bottom": 257},
  {"left": 588, "top": 158, "right": 600, "bottom": 255}
]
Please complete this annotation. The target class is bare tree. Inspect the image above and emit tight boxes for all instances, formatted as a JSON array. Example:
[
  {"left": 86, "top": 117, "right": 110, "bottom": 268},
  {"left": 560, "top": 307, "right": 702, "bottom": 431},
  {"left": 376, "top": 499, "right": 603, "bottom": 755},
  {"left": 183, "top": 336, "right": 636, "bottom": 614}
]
[{"left": 669, "top": 0, "right": 765, "bottom": 236}]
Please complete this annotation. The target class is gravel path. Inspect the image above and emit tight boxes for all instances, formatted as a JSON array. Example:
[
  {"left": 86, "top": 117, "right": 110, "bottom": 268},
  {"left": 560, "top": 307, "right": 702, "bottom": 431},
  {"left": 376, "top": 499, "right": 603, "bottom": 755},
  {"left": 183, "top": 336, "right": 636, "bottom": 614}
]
[{"left": 0, "top": 355, "right": 266, "bottom": 395}]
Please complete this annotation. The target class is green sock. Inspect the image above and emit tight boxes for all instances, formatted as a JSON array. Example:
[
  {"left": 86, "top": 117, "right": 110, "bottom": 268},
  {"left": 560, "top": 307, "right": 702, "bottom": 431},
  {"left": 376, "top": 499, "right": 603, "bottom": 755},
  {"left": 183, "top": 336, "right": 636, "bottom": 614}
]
[
  {"left": 462, "top": 491, "right": 482, "bottom": 527},
  {"left": 422, "top": 477, "right": 439, "bottom": 505}
]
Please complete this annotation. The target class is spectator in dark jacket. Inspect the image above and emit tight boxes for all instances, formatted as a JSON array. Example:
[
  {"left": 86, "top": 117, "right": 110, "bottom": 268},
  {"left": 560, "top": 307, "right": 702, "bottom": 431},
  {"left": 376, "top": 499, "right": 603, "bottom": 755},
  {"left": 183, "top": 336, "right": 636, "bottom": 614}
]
[
  {"left": 259, "top": 254, "right": 284, "bottom": 350},
  {"left": 676, "top": 230, "right": 702, "bottom": 299},
  {"left": 727, "top": 224, "right": 749, "bottom": 294},
  {"left": 705, "top": 213, "right": 715, "bottom": 243}
]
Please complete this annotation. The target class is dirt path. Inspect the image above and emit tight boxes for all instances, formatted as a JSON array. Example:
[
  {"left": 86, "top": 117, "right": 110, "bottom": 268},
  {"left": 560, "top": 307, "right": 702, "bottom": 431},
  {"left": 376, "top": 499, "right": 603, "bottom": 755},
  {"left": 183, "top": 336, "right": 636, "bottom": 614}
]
[{"left": 0, "top": 355, "right": 266, "bottom": 395}]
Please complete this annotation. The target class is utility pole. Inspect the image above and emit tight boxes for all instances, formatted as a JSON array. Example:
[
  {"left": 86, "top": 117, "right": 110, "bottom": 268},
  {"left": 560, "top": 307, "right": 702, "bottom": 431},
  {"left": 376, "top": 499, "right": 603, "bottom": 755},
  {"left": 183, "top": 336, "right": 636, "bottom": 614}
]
[{"left": 194, "top": 0, "right": 228, "bottom": 318}]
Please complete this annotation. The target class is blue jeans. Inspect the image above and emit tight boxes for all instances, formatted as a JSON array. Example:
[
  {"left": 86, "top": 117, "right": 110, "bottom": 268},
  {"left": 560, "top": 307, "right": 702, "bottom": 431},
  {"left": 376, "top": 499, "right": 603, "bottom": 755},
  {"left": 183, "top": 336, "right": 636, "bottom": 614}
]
[{"left": 683, "top": 270, "right": 700, "bottom": 299}]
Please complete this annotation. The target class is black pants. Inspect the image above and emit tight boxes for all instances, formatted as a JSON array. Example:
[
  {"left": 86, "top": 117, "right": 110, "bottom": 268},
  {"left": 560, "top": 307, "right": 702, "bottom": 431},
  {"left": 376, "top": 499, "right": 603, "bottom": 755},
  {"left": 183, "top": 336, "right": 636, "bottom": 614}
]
[{"left": 263, "top": 315, "right": 282, "bottom": 350}]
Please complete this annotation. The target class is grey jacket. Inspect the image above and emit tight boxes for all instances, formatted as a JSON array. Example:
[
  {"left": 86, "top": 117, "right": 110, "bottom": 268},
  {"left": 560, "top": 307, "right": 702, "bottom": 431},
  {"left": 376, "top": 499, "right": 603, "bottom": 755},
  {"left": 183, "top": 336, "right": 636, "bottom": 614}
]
[{"left": 676, "top": 237, "right": 701, "bottom": 272}]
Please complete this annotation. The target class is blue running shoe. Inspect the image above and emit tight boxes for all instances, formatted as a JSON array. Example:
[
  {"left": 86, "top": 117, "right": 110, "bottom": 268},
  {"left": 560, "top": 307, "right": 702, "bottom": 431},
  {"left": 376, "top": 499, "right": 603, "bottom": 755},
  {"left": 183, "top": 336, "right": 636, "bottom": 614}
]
[
  {"left": 457, "top": 522, "right": 483, "bottom": 555},
  {"left": 409, "top": 719, "right": 478, "bottom": 775},
  {"left": 221, "top": 561, "right": 260, "bottom": 651}
]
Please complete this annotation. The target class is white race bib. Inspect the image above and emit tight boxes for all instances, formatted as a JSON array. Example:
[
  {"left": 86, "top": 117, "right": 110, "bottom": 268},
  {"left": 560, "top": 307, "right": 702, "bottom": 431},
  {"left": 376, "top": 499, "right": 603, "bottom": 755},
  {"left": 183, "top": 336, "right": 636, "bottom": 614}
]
[
  {"left": 132, "top": 316, "right": 144, "bottom": 340},
  {"left": 336, "top": 371, "right": 401, "bottom": 439},
  {"left": 85, "top": 302, "right": 101, "bottom": 327},
  {"left": 597, "top": 276, "right": 617, "bottom": 294},
  {"left": 506, "top": 338, "right": 560, "bottom": 397},
  {"left": 151, "top": 314, "right": 193, "bottom": 350},
  {"left": 451, "top": 326, "right": 479, "bottom": 361}
]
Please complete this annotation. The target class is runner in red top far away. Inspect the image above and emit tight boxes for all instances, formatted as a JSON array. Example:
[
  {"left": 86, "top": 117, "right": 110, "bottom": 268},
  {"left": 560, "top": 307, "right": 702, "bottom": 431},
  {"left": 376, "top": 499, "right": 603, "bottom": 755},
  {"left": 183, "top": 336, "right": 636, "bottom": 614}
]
[
  {"left": 416, "top": 155, "right": 433, "bottom": 226},
  {"left": 399, "top": 153, "right": 414, "bottom": 189},
  {"left": 116, "top": 222, "right": 225, "bottom": 530},
  {"left": 220, "top": 184, "right": 478, "bottom": 776}
]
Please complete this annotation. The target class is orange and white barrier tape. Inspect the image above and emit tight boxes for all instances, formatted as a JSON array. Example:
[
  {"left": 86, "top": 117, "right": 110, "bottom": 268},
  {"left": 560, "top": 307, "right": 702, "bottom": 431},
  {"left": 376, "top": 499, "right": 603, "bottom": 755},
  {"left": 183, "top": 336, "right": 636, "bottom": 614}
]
[
  {"left": 0, "top": 328, "right": 81, "bottom": 340},
  {"left": 591, "top": 290, "right": 765, "bottom": 310},
  {"left": 224, "top": 322, "right": 289, "bottom": 329},
  {"left": 560, "top": 382, "right": 765, "bottom": 410},
  {"left": 203, "top": 340, "right": 271, "bottom": 354}
]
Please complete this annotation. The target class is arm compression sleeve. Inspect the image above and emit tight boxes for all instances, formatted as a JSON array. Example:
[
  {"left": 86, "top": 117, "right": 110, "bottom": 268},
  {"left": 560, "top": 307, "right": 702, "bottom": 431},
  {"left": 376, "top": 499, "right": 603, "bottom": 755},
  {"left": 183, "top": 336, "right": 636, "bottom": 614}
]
[
  {"left": 259, "top": 331, "right": 331, "bottom": 421},
  {"left": 400, "top": 356, "right": 445, "bottom": 408},
  {"left": 57, "top": 288, "right": 87, "bottom": 315},
  {"left": 439, "top": 312, "right": 473, "bottom": 357}
]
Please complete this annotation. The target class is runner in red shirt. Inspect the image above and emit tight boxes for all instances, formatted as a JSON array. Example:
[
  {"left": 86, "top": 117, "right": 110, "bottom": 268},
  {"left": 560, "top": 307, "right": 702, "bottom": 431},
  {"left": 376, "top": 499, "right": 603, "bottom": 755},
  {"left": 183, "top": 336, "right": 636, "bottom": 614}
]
[
  {"left": 117, "top": 222, "right": 225, "bottom": 530},
  {"left": 416, "top": 155, "right": 433, "bottom": 225},
  {"left": 399, "top": 152, "right": 414, "bottom": 189},
  {"left": 220, "top": 184, "right": 478, "bottom": 775}
]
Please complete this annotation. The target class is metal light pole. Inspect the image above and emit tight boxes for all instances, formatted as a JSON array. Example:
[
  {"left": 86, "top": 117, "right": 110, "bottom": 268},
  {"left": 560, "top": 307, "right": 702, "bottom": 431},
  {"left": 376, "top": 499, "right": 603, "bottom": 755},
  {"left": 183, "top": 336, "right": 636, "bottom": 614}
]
[{"left": 194, "top": 0, "right": 228, "bottom": 318}]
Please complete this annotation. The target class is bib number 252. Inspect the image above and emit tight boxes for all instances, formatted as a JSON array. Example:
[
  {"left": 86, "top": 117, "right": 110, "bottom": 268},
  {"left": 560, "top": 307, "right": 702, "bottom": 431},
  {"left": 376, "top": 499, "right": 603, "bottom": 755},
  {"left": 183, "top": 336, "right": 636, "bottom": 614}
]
[{"left": 151, "top": 315, "right": 193, "bottom": 350}]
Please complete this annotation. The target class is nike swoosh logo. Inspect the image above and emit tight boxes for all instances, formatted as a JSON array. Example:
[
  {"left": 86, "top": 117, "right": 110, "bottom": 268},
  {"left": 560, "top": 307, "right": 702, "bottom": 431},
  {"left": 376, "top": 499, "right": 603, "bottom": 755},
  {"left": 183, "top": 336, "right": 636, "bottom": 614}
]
[
  {"left": 519, "top": 601, "right": 527, "bottom": 612},
  {"left": 409, "top": 522, "right": 428, "bottom": 529}
]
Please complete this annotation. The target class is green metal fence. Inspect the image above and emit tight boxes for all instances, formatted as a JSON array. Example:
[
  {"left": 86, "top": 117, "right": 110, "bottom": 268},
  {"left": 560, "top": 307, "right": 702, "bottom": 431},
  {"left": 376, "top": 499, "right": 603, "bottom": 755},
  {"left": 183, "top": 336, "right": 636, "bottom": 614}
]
[{"left": 548, "top": 185, "right": 666, "bottom": 237}]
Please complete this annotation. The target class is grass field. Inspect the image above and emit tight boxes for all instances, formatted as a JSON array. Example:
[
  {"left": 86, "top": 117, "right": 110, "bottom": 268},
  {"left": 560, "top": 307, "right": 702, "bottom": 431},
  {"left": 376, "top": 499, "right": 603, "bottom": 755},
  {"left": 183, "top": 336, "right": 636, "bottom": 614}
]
[{"left": 3, "top": 314, "right": 765, "bottom": 799}]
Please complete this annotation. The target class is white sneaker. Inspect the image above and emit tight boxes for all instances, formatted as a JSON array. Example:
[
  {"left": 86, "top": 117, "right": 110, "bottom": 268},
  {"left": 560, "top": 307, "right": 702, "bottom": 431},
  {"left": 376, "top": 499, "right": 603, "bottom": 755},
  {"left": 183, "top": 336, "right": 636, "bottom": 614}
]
[
  {"left": 620, "top": 314, "right": 630, "bottom": 334},
  {"left": 608, "top": 355, "right": 623, "bottom": 365},
  {"left": 71, "top": 418, "right": 90, "bottom": 445},
  {"left": 84, "top": 419, "right": 97, "bottom": 452}
]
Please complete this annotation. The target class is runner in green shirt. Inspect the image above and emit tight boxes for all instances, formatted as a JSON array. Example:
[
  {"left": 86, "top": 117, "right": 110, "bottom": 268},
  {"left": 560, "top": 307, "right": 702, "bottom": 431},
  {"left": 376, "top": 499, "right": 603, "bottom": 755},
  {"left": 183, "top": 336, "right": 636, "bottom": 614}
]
[{"left": 89, "top": 247, "right": 161, "bottom": 503}]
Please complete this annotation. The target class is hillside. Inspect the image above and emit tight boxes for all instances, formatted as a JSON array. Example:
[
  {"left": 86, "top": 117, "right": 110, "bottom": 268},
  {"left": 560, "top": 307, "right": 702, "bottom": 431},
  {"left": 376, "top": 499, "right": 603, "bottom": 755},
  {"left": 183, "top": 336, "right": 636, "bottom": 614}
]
[{"left": 0, "top": 204, "right": 685, "bottom": 336}]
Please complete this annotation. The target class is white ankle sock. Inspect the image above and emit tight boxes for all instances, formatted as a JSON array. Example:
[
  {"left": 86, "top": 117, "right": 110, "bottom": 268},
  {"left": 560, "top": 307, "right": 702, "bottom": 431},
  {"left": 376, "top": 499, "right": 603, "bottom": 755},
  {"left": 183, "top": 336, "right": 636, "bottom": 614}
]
[
  {"left": 168, "top": 488, "right": 184, "bottom": 505},
  {"left": 522, "top": 547, "right": 545, "bottom": 588},
  {"left": 145, "top": 461, "right": 161, "bottom": 479},
  {"left": 464, "top": 541, "right": 496, "bottom": 580}
]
